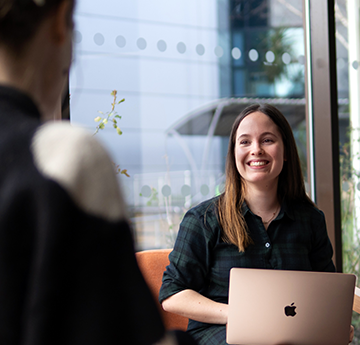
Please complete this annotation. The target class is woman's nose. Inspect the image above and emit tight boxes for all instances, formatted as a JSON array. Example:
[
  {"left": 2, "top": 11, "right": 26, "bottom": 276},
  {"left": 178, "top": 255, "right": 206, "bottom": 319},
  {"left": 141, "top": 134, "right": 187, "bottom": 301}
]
[{"left": 251, "top": 143, "right": 264, "bottom": 155}]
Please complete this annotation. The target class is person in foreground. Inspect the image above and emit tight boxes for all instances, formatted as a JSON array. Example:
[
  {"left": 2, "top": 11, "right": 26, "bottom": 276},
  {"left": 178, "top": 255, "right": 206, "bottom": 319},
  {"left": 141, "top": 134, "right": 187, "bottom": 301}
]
[
  {"left": 0, "top": 1, "right": 196, "bottom": 344},
  {"left": 159, "top": 103, "right": 354, "bottom": 345}
]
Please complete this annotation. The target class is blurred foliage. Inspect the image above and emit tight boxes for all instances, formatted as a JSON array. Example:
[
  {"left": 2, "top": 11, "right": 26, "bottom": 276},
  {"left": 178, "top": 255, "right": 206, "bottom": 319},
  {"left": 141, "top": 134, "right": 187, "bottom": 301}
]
[
  {"left": 259, "top": 27, "right": 294, "bottom": 83},
  {"left": 340, "top": 128, "right": 360, "bottom": 341}
]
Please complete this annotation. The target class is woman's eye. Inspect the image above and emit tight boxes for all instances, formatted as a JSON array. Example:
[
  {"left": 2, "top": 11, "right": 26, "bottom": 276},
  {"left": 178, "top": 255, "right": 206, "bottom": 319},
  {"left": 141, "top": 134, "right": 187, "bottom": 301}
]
[
  {"left": 263, "top": 138, "right": 273, "bottom": 143},
  {"left": 240, "top": 140, "right": 249, "bottom": 145}
]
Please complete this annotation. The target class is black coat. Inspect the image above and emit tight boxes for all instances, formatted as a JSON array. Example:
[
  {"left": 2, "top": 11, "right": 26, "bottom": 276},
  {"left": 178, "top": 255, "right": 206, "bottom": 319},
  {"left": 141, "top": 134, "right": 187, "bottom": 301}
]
[{"left": 0, "top": 85, "right": 165, "bottom": 345}]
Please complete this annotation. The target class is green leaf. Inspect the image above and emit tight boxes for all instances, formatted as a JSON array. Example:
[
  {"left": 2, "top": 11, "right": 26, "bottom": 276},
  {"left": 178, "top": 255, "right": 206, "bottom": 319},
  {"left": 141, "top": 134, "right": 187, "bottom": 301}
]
[
  {"left": 94, "top": 116, "right": 102, "bottom": 122},
  {"left": 99, "top": 123, "right": 105, "bottom": 129},
  {"left": 118, "top": 98, "right": 125, "bottom": 104},
  {"left": 116, "top": 127, "right": 123, "bottom": 135},
  {"left": 115, "top": 115, "right": 122, "bottom": 119}
]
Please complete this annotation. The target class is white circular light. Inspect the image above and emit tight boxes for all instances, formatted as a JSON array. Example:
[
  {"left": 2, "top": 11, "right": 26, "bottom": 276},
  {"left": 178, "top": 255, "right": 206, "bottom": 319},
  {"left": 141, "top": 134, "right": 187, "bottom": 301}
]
[
  {"left": 214, "top": 46, "right": 224, "bottom": 58},
  {"left": 282, "top": 52, "right": 291, "bottom": 65},
  {"left": 196, "top": 44, "right": 205, "bottom": 56},
  {"left": 157, "top": 40, "right": 167, "bottom": 52},
  {"left": 231, "top": 47, "right": 241, "bottom": 60},
  {"left": 177, "top": 42, "right": 186, "bottom": 54},
  {"left": 137, "top": 38, "right": 147, "bottom": 50},
  {"left": 94, "top": 33, "right": 105, "bottom": 46},
  {"left": 249, "top": 49, "right": 259, "bottom": 62},
  {"left": 116, "top": 35, "right": 126, "bottom": 48},
  {"left": 298, "top": 55, "right": 305, "bottom": 65},
  {"left": 266, "top": 51, "right": 275, "bottom": 63}
]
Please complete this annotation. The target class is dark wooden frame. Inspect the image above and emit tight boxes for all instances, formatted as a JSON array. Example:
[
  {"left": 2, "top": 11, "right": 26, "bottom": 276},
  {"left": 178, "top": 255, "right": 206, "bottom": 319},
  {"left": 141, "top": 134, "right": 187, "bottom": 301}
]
[{"left": 303, "top": 0, "right": 342, "bottom": 270}]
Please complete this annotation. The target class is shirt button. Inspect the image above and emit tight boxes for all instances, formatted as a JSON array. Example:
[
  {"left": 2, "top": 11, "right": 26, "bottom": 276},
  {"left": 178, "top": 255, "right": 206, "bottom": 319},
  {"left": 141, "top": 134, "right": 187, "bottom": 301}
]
[{"left": 265, "top": 242, "right": 270, "bottom": 248}]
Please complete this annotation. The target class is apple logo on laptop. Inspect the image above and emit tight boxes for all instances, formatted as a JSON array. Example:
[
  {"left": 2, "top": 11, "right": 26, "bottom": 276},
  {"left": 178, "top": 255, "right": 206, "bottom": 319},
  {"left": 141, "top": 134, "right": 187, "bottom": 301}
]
[{"left": 284, "top": 302, "right": 297, "bottom": 317}]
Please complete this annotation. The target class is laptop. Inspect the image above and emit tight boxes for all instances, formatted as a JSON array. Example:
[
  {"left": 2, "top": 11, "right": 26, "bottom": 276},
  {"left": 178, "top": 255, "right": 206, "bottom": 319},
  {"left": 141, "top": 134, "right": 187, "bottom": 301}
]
[{"left": 227, "top": 268, "right": 356, "bottom": 345}]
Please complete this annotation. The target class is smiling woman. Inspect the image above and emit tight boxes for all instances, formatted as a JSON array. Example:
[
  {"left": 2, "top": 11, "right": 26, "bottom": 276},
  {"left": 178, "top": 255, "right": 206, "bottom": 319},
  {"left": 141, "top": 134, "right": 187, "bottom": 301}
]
[
  {"left": 218, "top": 103, "right": 311, "bottom": 251},
  {"left": 159, "top": 103, "right": 338, "bottom": 345}
]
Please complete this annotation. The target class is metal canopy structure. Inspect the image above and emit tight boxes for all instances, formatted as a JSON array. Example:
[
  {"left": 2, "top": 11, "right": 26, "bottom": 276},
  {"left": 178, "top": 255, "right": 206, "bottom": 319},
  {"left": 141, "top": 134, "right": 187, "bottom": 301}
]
[
  {"left": 167, "top": 97, "right": 307, "bottom": 138},
  {"left": 166, "top": 97, "right": 308, "bottom": 174}
]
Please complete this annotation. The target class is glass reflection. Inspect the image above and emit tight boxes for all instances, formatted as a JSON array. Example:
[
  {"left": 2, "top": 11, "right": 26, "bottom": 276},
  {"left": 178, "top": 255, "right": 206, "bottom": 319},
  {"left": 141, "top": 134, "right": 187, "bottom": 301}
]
[{"left": 70, "top": 0, "right": 306, "bottom": 250}]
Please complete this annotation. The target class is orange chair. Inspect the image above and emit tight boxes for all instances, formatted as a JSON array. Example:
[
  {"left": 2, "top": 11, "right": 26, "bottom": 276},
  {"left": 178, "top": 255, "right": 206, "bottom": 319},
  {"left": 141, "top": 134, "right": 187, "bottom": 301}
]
[{"left": 136, "top": 249, "right": 188, "bottom": 331}]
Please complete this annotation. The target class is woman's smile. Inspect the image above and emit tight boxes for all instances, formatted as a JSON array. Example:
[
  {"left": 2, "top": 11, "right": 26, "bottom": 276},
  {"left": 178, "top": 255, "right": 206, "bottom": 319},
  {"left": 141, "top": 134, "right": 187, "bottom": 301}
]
[{"left": 247, "top": 160, "right": 269, "bottom": 167}]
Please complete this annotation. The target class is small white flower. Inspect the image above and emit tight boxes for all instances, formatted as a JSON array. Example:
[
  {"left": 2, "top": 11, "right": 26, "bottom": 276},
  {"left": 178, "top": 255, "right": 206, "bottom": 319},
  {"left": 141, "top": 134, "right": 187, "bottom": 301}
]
[{"left": 33, "top": 0, "right": 46, "bottom": 6}]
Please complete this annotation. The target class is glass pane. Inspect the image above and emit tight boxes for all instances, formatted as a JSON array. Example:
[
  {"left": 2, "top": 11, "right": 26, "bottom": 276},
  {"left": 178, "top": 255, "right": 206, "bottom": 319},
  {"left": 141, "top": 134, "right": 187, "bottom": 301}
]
[
  {"left": 336, "top": 0, "right": 360, "bottom": 340},
  {"left": 70, "top": 0, "right": 306, "bottom": 250}
]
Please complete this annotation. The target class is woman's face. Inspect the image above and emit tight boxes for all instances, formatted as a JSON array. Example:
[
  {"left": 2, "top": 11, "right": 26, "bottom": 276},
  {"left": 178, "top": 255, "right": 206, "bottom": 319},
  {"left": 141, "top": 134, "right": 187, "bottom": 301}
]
[
  {"left": 234, "top": 111, "right": 285, "bottom": 190},
  {"left": 40, "top": 0, "right": 74, "bottom": 120}
]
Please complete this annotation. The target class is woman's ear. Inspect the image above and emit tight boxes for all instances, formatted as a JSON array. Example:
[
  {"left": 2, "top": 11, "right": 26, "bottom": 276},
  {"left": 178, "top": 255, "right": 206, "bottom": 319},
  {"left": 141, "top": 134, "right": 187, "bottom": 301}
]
[{"left": 50, "top": 0, "right": 72, "bottom": 45}]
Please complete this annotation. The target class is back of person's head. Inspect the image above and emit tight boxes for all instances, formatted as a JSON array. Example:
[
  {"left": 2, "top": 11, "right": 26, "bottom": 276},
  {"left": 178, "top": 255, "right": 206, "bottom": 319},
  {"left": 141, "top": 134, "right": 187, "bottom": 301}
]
[
  {"left": 226, "top": 103, "right": 307, "bottom": 202},
  {"left": 0, "top": 0, "right": 75, "bottom": 57}
]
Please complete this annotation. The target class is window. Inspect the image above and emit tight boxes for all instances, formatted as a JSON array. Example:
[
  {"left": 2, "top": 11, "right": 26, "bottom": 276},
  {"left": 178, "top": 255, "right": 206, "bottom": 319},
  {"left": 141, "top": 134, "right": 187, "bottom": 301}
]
[
  {"left": 335, "top": 0, "right": 360, "bottom": 339},
  {"left": 70, "top": 0, "right": 307, "bottom": 250}
]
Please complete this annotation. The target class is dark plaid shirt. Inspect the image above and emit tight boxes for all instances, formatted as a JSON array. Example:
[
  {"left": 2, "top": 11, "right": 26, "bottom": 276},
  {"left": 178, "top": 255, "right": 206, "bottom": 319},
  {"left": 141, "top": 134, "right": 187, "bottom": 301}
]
[{"left": 159, "top": 196, "right": 335, "bottom": 345}]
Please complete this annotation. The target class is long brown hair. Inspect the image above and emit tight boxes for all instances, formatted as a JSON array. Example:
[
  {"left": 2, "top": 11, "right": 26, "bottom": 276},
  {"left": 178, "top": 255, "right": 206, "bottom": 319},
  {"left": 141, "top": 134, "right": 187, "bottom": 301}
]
[
  {"left": 0, "top": 0, "right": 75, "bottom": 57},
  {"left": 217, "top": 103, "right": 313, "bottom": 251}
]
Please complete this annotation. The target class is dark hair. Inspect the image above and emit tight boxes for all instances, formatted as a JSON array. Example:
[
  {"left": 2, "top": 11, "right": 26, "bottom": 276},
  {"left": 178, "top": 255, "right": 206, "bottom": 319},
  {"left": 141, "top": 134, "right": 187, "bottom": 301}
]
[
  {"left": 0, "top": 0, "right": 75, "bottom": 57},
  {"left": 217, "top": 103, "right": 313, "bottom": 251}
]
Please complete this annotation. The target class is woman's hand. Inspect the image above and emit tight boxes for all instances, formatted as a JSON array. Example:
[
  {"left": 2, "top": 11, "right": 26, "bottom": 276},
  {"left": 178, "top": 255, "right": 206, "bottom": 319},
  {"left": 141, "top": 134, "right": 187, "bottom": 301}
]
[{"left": 349, "top": 325, "right": 354, "bottom": 343}]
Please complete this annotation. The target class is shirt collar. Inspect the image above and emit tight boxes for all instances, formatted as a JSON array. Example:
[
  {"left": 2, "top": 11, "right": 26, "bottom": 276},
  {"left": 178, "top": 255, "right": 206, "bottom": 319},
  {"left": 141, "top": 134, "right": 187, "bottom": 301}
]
[{"left": 241, "top": 201, "right": 251, "bottom": 216}]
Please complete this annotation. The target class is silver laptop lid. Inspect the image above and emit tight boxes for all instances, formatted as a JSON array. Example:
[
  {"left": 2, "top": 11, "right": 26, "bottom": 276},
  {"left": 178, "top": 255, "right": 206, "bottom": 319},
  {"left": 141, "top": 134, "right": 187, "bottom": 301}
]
[{"left": 227, "top": 268, "right": 356, "bottom": 345}]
